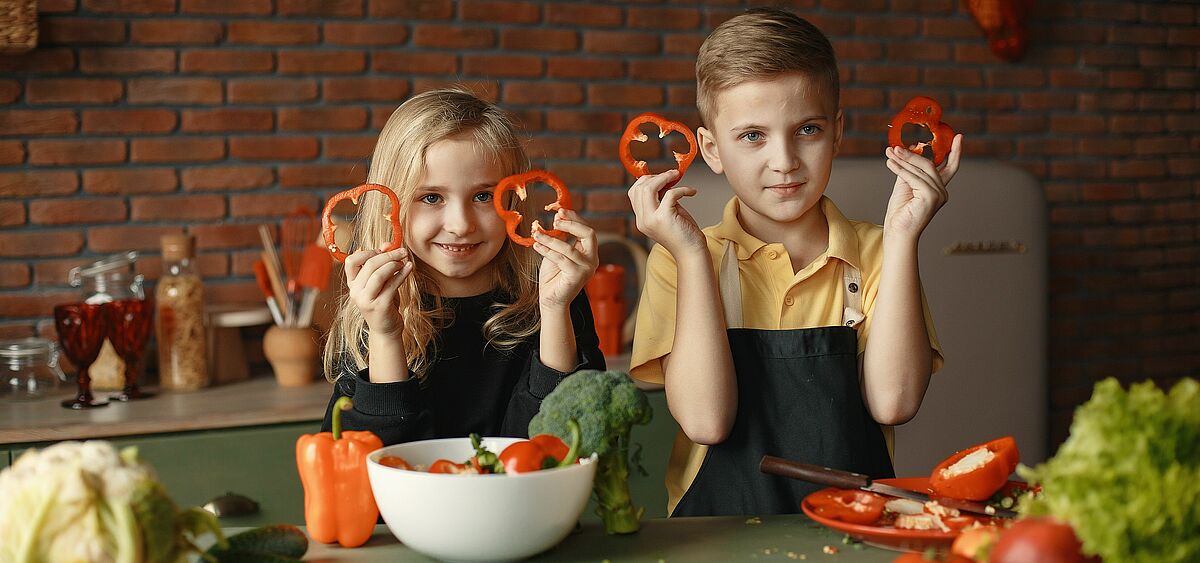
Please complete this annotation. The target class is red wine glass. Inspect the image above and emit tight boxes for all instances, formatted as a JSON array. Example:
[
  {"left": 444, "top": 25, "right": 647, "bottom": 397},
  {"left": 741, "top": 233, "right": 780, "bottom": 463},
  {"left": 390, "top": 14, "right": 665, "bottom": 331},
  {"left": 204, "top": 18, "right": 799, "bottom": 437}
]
[
  {"left": 107, "top": 298, "right": 155, "bottom": 401},
  {"left": 53, "top": 302, "right": 110, "bottom": 409}
]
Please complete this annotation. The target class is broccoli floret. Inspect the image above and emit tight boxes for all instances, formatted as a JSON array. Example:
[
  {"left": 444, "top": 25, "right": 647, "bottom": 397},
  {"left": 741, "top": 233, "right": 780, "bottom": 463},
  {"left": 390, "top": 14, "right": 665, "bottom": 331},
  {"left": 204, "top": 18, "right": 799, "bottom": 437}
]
[{"left": 529, "top": 369, "right": 653, "bottom": 534}]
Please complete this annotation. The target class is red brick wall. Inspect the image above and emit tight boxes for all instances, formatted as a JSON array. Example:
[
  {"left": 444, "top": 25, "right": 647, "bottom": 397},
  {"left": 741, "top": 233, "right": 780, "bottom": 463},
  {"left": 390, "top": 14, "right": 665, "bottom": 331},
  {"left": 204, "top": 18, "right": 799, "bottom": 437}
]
[{"left": 0, "top": 1, "right": 1197, "bottom": 446}]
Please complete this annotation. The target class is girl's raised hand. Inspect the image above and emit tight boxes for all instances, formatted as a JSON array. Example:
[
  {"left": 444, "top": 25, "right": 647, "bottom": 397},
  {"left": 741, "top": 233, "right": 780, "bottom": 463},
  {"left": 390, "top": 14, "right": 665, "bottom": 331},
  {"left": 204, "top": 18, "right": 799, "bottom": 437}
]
[
  {"left": 627, "top": 169, "right": 704, "bottom": 256},
  {"left": 344, "top": 246, "right": 414, "bottom": 337},
  {"left": 883, "top": 133, "right": 963, "bottom": 241},
  {"left": 532, "top": 209, "right": 599, "bottom": 311}
]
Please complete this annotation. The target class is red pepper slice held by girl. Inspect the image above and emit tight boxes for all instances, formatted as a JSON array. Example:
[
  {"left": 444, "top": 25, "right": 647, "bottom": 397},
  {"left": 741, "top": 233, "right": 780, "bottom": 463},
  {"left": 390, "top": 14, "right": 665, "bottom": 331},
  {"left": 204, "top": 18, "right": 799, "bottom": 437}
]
[
  {"left": 929, "top": 436, "right": 1019, "bottom": 501},
  {"left": 887, "top": 96, "right": 956, "bottom": 166},
  {"left": 493, "top": 170, "right": 573, "bottom": 248},
  {"left": 619, "top": 112, "right": 698, "bottom": 189},
  {"left": 321, "top": 183, "right": 403, "bottom": 263}
]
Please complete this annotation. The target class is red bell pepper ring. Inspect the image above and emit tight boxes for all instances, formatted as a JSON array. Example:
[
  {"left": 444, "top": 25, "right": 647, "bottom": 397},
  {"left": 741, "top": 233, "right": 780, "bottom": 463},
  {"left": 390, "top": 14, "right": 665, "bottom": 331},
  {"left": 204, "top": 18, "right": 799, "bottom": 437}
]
[
  {"left": 929, "top": 436, "right": 1020, "bottom": 501},
  {"left": 807, "top": 488, "right": 887, "bottom": 525},
  {"left": 619, "top": 112, "right": 698, "bottom": 189},
  {"left": 493, "top": 170, "right": 573, "bottom": 248},
  {"left": 887, "top": 96, "right": 956, "bottom": 166},
  {"left": 321, "top": 183, "right": 403, "bottom": 263}
]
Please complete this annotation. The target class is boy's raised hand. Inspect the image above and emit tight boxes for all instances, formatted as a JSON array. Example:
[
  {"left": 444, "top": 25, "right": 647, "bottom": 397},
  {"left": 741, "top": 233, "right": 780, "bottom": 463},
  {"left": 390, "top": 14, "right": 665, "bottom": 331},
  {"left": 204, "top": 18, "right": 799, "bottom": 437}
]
[
  {"left": 883, "top": 133, "right": 964, "bottom": 241},
  {"left": 627, "top": 169, "right": 704, "bottom": 256},
  {"left": 533, "top": 209, "right": 599, "bottom": 310},
  {"left": 344, "top": 246, "right": 413, "bottom": 338}
]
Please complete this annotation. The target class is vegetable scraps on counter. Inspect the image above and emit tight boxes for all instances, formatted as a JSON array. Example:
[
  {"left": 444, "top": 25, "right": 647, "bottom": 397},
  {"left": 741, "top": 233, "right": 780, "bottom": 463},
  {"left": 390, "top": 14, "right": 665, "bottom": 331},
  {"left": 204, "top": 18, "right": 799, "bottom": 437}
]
[
  {"left": 887, "top": 96, "right": 956, "bottom": 166},
  {"left": 929, "top": 436, "right": 1020, "bottom": 501},
  {"left": 296, "top": 396, "right": 383, "bottom": 548},
  {"left": 528, "top": 369, "right": 654, "bottom": 535},
  {"left": 618, "top": 112, "right": 698, "bottom": 189},
  {"left": 1016, "top": 377, "right": 1200, "bottom": 563}
]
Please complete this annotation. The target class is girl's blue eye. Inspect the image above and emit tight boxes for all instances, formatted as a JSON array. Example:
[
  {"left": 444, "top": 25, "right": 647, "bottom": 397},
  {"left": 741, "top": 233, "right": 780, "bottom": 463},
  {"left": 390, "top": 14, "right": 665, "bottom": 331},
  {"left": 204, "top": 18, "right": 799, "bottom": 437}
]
[
  {"left": 741, "top": 131, "right": 763, "bottom": 142},
  {"left": 474, "top": 191, "right": 494, "bottom": 203},
  {"left": 419, "top": 194, "right": 442, "bottom": 204},
  {"left": 799, "top": 125, "right": 820, "bottom": 136}
]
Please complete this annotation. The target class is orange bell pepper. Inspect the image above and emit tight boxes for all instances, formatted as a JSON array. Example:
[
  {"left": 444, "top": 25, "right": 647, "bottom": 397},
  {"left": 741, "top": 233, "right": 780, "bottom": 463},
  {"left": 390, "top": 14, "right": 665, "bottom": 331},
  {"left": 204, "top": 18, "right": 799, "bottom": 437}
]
[{"left": 296, "top": 396, "right": 383, "bottom": 547}]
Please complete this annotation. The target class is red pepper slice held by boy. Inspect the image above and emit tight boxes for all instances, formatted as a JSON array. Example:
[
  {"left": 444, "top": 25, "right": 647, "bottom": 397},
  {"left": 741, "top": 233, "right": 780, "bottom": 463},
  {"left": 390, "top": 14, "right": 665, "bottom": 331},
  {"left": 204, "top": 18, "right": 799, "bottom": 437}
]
[
  {"left": 321, "top": 183, "right": 404, "bottom": 263},
  {"left": 493, "top": 170, "right": 573, "bottom": 248},
  {"left": 929, "top": 436, "right": 1020, "bottom": 501},
  {"left": 295, "top": 396, "right": 383, "bottom": 548},
  {"left": 619, "top": 112, "right": 698, "bottom": 189},
  {"left": 887, "top": 96, "right": 956, "bottom": 166}
]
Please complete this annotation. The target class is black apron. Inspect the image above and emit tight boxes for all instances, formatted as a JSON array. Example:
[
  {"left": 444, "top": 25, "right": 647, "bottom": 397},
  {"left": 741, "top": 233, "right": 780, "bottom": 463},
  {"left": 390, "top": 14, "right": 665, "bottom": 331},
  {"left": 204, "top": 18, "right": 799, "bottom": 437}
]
[{"left": 672, "top": 242, "right": 894, "bottom": 517}]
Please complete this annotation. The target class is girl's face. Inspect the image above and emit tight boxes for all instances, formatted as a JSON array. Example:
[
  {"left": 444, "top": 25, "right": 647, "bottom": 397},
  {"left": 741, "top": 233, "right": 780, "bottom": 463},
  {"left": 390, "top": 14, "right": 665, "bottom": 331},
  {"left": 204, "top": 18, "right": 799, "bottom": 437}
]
[{"left": 406, "top": 133, "right": 508, "bottom": 297}]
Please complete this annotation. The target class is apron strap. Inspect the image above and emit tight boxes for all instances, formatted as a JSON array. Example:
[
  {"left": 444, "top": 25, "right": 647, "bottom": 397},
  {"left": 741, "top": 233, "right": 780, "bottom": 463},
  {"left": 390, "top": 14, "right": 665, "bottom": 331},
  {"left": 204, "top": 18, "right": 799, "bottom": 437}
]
[
  {"left": 719, "top": 241, "right": 743, "bottom": 329},
  {"left": 842, "top": 263, "right": 865, "bottom": 329}
]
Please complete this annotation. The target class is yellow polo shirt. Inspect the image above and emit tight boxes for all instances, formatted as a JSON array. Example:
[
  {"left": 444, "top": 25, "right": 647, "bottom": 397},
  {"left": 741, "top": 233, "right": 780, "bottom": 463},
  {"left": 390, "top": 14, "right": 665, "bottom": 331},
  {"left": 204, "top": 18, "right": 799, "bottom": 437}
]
[{"left": 630, "top": 195, "right": 943, "bottom": 515}]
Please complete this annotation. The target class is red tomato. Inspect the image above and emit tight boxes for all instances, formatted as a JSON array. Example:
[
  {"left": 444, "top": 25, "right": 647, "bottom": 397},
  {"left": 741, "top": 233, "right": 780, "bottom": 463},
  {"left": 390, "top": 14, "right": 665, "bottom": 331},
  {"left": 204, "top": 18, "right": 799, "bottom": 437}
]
[
  {"left": 952, "top": 525, "right": 1001, "bottom": 560},
  {"left": 499, "top": 441, "right": 553, "bottom": 474},
  {"left": 929, "top": 436, "right": 1020, "bottom": 501},
  {"left": 377, "top": 455, "right": 413, "bottom": 470},
  {"left": 989, "top": 517, "right": 1099, "bottom": 563},
  {"left": 529, "top": 434, "right": 569, "bottom": 463},
  {"left": 808, "top": 489, "right": 887, "bottom": 525},
  {"left": 428, "top": 459, "right": 479, "bottom": 474}
]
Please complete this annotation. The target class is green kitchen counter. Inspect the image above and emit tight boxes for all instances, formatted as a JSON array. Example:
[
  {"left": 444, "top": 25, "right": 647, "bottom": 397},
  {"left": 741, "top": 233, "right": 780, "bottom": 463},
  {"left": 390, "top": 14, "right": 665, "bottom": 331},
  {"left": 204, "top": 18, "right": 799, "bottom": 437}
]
[{"left": 227, "top": 515, "right": 900, "bottom": 562}]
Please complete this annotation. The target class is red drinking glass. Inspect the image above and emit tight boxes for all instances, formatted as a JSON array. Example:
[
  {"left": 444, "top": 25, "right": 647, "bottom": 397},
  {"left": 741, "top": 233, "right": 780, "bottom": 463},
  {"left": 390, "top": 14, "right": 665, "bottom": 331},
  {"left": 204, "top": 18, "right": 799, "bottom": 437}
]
[
  {"left": 107, "top": 297, "right": 155, "bottom": 401},
  {"left": 53, "top": 302, "right": 111, "bottom": 409}
]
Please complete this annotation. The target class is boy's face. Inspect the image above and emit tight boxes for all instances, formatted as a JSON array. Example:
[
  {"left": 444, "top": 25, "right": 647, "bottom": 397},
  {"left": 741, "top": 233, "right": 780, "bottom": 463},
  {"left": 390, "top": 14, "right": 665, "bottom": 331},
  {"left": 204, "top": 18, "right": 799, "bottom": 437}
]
[
  {"left": 407, "top": 133, "right": 507, "bottom": 297},
  {"left": 697, "top": 72, "right": 843, "bottom": 229}
]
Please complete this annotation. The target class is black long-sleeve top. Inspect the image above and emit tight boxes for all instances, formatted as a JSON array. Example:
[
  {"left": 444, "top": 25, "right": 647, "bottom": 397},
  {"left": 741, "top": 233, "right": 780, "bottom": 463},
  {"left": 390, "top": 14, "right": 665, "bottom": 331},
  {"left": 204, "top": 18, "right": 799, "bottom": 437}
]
[{"left": 320, "top": 290, "right": 605, "bottom": 445}]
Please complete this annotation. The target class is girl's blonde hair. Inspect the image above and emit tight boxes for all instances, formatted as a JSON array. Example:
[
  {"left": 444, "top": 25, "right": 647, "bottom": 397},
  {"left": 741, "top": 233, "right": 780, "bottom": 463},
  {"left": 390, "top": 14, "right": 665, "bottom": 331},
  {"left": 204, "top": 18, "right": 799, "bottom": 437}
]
[{"left": 322, "top": 88, "right": 539, "bottom": 382}]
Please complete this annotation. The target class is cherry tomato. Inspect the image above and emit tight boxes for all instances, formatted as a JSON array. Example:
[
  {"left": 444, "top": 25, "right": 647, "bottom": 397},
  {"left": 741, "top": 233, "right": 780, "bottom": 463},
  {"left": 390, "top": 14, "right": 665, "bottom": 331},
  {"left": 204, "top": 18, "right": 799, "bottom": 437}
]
[
  {"left": 529, "top": 434, "right": 569, "bottom": 463},
  {"left": 377, "top": 455, "right": 412, "bottom": 470},
  {"left": 989, "top": 517, "right": 1099, "bottom": 563},
  {"left": 808, "top": 489, "right": 887, "bottom": 525},
  {"left": 498, "top": 441, "right": 554, "bottom": 474}
]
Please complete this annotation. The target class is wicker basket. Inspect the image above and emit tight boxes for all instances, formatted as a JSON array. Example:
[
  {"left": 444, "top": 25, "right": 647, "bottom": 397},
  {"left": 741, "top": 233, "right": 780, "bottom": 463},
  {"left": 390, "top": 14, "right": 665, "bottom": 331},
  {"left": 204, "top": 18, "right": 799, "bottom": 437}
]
[{"left": 0, "top": 0, "right": 37, "bottom": 53}]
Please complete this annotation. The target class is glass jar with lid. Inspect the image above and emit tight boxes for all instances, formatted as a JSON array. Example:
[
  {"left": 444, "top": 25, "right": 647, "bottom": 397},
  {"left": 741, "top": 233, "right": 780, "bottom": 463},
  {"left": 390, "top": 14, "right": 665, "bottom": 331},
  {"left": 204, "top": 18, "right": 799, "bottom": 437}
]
[
  {"left": 1, "top": 337, "right": 67, "bottom": 400},
  {"left": 67, "top": 251, "right": 145, "bottom": 390}
]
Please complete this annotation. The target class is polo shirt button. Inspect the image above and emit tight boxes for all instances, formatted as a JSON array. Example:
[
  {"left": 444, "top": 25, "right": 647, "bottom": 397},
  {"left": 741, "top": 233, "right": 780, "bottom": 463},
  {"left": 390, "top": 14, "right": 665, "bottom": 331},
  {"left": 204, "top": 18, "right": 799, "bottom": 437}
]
[
  {"left": 784, "top": 296, "right": 794, "bottom": 306},
  {"left": 767, "top": 250, "right": 779, "bottom": 260}
]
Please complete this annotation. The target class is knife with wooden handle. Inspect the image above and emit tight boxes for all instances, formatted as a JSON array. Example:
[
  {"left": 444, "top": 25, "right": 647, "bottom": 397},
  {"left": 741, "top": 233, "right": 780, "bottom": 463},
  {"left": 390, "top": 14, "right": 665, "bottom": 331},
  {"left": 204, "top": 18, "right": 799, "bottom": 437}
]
[{"left": 759, "top": 455, "right": 1018, "bottom": 518}]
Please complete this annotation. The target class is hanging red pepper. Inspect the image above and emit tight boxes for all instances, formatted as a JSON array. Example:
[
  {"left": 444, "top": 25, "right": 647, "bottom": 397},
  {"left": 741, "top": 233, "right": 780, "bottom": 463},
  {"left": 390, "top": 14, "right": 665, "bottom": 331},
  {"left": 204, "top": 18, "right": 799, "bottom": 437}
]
[
  {"left": 619, "top": 112, "right": 698, "bottom": 189},
  {"left": 964, "top": 0, "right": 1034, "bottom": 62},
  {"left": 929, "top": 436, "right": 1020, "bottom": 501},
  {"left": 321, "top": 183, "right": 403, "bottom": 263},
  {"left": 493, "top": 170, "right": 573, "bottom": 248},
  {"left": 295, "top": 397, "right": 383, "bottom": 547},
  {"left": 887, "top": 96, "right": 956, "bottom": 166}
]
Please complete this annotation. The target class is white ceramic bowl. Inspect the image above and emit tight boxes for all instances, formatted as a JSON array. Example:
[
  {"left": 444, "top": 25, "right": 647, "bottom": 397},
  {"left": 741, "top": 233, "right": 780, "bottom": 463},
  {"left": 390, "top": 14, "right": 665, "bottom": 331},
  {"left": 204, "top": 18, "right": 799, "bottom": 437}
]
[{"left": 366, "top": 437, "right": 596, "bottom": 562}]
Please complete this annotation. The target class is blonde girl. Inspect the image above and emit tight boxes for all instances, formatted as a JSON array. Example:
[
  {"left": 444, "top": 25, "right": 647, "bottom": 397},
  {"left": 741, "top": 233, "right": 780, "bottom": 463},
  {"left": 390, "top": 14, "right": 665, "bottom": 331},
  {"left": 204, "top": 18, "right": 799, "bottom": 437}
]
[{"left": 320, "top": 89, "right": 604, "bottom": 444}]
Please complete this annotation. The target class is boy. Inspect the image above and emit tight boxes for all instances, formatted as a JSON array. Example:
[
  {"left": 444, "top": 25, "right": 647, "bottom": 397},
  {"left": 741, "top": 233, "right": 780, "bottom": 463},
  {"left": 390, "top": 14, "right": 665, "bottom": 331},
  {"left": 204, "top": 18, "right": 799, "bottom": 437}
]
[{"left": 627, "top": 7, "right": 962, "bottom": 517}]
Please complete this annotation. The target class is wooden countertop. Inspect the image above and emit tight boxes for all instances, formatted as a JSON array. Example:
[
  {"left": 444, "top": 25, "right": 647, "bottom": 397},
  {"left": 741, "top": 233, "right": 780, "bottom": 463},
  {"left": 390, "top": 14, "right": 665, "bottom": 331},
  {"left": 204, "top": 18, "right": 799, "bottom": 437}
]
[
  {"left": 0, "top": 353, "right": 648, "bottom": 446},
  {"left": 0, "top": 376, "right": 332, "bottom": 446}
]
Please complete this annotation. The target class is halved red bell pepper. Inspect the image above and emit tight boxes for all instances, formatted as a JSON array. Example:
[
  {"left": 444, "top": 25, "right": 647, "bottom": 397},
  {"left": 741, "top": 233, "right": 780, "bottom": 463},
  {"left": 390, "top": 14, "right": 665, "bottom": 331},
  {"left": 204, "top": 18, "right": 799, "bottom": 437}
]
[
  {"left": 493, "top": 170, "right": 573, "bottom": 248},
  {"left": 929, "top": 436, "right": 1019, "bottom": 501},
  {"left": 887, "top": 96, "right": 956, "bottom": 166},
  {"left": 619, "top": 112, "right": 698, "bottom": 189},
  {"left": 429, "top": 459, "right": 481, "bottom": 474},
  {"left": 321, "top": 183, "right": 403, "bottom": 262},
  {"left": 296, "top": 397, "right": 383, "bottom": 547},
  {"left": 808, "top": 488, "right": 887, "bottom": 525}
]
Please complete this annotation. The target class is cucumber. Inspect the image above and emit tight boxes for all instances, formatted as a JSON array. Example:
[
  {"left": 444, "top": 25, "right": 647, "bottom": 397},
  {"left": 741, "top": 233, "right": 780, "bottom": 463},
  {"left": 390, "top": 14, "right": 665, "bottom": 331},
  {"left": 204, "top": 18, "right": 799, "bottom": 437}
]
[{"left": 205, "top": 524, "right": 308, "bottom": 561}]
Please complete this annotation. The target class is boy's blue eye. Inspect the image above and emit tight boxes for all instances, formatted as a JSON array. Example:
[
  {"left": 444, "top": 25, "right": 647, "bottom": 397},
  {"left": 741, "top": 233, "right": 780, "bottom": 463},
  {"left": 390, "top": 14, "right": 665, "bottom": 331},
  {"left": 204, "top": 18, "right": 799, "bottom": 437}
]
[
  {"left": 799, "top": 125, "right": 821, "bottom": 136},
  {"left": 474, "top": 191, "right": 494, "bottom": 203},
  {"left": 741, "top": 131, "right": 763, "bottom": 142},
  {"left": 419, "top": 194, "right": 442, "bottom": 204}
]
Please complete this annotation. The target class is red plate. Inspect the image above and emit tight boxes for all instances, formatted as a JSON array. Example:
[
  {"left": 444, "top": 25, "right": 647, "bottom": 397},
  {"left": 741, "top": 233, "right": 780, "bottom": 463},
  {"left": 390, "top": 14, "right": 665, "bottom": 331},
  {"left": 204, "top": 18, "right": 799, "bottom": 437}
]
[{"left": 801, "top": 477, "right": 1021, "bottom": 552}]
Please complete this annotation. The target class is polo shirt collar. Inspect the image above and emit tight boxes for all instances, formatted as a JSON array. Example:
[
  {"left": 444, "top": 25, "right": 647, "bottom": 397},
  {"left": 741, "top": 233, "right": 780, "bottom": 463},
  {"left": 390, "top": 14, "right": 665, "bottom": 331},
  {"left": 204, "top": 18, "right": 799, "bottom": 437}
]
[{"left": 709, "top": 195, "right": 863, "bottom": 270}]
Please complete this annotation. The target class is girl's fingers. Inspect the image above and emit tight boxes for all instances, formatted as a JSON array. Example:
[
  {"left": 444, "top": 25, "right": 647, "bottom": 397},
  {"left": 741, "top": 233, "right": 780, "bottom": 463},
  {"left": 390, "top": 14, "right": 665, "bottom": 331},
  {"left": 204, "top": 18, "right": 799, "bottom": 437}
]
[
  {"left": 343, "top": 248, "right": 379, "bottom": 283},
  {"left": 534, "top": 231, "right": 588, "bottom": 268},
  {"left": 533, "top": 242, "right": 575, "bottom": 273},
  {"left": 359, "top": 258, "right": 404, "bottom": 299},
  {"left": 555, "top": 213, "right": 600, "bottom": 262},
  {"left": 381, "top": 260, "right": 411, "bottom": 300}
]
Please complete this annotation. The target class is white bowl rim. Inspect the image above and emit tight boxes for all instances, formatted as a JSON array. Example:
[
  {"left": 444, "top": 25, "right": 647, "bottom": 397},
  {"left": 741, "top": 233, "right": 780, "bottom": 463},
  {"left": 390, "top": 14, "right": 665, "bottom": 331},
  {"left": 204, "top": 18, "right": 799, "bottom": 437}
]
[{"left": 367, "top": 438, "right": 598, "bottom": 479}]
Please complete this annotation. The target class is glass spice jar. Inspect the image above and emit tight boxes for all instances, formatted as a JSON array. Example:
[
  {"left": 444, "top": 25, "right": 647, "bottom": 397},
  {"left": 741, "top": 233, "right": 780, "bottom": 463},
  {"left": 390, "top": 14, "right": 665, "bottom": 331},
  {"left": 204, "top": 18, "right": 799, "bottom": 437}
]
[
  {"left": 0, "top": 337, "right": 67, "bottom": 401},
  {"left": 155, "top": 234, "right": 209, "bottom": 391}
]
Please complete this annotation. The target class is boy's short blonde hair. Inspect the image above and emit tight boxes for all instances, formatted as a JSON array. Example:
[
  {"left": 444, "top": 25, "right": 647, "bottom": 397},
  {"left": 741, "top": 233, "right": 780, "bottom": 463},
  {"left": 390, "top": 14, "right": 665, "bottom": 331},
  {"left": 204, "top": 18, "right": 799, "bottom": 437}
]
[{"left": 696, "top": 7, "right": 840, "bottom": 126}]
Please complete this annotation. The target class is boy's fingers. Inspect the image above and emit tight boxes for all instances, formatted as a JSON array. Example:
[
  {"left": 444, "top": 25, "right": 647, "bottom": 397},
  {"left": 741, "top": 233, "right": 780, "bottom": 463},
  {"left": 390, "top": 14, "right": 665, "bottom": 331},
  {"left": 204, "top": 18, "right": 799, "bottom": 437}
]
[
  {"left": 889, "top": 150, "right": 940, "bottom": 190},
  {"left": 939, "top": 134, "right": 963, "bottom": 183},
  {"left": 659, "top": 186, "right": 696, "bottom": 211}
]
